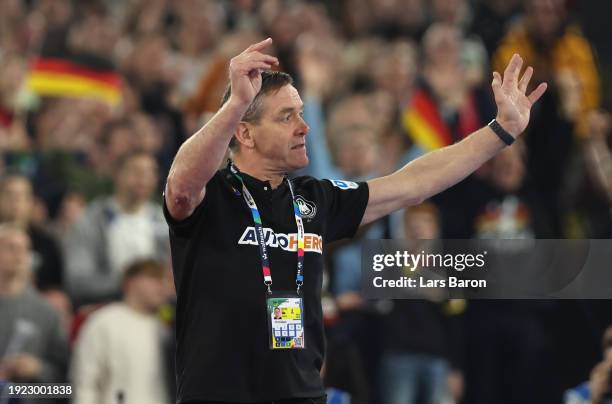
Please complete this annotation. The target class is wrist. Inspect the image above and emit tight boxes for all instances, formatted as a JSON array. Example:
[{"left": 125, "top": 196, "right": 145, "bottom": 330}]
[
  {"left": 226, "top": 96, "right": 251, "bottom": 115},
  {"left": 488, "top": 118, "right": 516, "bottom": 146},
  {"left": 494, "top": 117, "right": 520, "bottom": 139}
]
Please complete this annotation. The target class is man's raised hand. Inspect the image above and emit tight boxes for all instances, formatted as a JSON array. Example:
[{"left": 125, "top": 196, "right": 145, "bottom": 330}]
[
  {"left": 228, "top": 38, "right": 279, "bottom": 108},
  {"left": 492, "top": 54, "right": 548, "bottom": 138}
]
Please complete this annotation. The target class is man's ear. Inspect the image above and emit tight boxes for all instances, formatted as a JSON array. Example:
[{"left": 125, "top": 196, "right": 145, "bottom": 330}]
[{"left": 235, "top": 122, "right": 256, "bottom": 149}]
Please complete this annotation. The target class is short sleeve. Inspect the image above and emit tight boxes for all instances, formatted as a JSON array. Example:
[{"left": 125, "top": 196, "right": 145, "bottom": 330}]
[
  {"left": 320, "top": 179, "right": 369, "bottom": 243},
  {"left": 163, "top": 172, "right": 222, "bottom": 238}
]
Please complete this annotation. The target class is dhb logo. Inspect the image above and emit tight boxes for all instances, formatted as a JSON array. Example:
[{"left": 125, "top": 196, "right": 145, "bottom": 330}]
[{"left": 295, "top": 196, "right": 317, "bottom": 219}]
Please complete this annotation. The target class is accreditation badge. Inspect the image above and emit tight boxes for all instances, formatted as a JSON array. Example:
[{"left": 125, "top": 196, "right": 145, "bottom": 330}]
[{"left": 266, "top": 293, "right": 305, "bottom": 349}]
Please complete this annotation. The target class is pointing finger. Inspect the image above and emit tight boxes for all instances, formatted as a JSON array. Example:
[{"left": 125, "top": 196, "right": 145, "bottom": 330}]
[{"left": 246, "top": 38, "right": 273, "bottom": 53}]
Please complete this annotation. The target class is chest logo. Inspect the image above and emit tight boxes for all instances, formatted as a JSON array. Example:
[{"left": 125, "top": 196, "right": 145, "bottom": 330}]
[{"left": 295, "top": 196, "right": 317, "bottom": 219}]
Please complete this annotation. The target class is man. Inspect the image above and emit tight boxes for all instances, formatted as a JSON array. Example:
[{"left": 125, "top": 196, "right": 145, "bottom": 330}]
[
  {"left": 64, "top": 151, "right": 169, "bottom": 306},
  {"left": 164, "top": 38, "right": 546, "bottom": 403},
  {"left": 0, "top": 174, "right": 64, "bottom": 291},
  {"left": 71, "top": 259, "right": 172, "bottom": 404},
  {"left": 565, "top": 325, "right": 612, "bottom": 404},
  {"left": 0, "top": 224, "right": 69, "bottom": 404}
]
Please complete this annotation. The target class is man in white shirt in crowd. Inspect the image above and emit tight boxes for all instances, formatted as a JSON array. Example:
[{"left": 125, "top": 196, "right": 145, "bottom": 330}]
[
  {"left": 71, "top": 258, "right": 172, "bottom": 404},
  {"left": 64, "top": 151, "right": 169, "bottom": 305}
]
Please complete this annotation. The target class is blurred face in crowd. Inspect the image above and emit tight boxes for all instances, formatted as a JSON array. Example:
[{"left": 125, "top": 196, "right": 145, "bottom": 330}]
[
  {"left": 525, "top": 0, "right": 566, "bottom": 42},
  {"left": 36, "top": 0, "right": 73, "bottom": 29},
  {"left": 129, "top": 35, "right": 170, "bottom": 86},
  {"left": 105, "top": 124, "right": 134, "bottom": 163},
  {"left": 489, "top": 144, "right": 526, "bottom": 193},
  {"left": 333, "top": 126, "right": 379, "bottom": 178},
  {"left": 68, "top": 13, "right": 119, "bottom": 58},
  {"left": 0, "top": 176, "right": 34, "bottom": 225},
  {"left": 403, "top": 205, "right": 440, "bottom": 240},
  {"left": 431, "top": 0, "right": 467, "bottom": 25},
  {"left": 371, "top": 41, "right": 418, "bottom": 103},
  {"left": 125, "top": 272, "right": 167, "bottom": 313},
  {"left": 114, "top": 154, "right": 158, "bottom": 207},
  {"left": 423, "top": 24, "right": 462, "bottom": 68},
  {"left": 0, "top": 227, "right": 31, "bottom": 282},
  {"left": 240, "top": 85, "right": 310, "bottom": 172}
]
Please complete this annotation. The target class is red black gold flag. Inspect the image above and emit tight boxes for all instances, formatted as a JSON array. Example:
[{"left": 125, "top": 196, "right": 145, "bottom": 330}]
[
  {"left": 26, "top": 56, "right": 121, "bottom": 106},
  {"left": 401, "top": 87, "right": 480, "bottom": 151}
]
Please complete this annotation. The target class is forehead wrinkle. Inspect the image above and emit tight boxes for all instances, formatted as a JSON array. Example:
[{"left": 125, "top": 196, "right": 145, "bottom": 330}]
[{"left": 267, "top": 86, "right": 303, "bottom": 115}]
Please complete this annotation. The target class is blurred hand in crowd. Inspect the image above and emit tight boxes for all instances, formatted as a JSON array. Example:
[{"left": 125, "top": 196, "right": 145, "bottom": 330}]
[
  {"left": 296, "top": 32, "right": 337, "bottom": 99},
  {"left": 587, "top": 110, "right": 612, "bottom": 141},
  {"left": 447, "top": 369, "right": 465, "bottom": 403},
  {"left": 590, "top": 359, "right": 612, "bottom": 404},
  {"left": 0, "top": 53, "right": 26, "bottom": 110},
  {"left": 556, "top": 69, "right": 583, "bottom": 121},
  {"left": 0, "top": 353, "right": 43, "bottom": 380}
]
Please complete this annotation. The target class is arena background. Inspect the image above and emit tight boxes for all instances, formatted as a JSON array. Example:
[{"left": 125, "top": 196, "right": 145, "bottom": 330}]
[{"left": 1, "top": 0, "right": 612, "bottom": 403}]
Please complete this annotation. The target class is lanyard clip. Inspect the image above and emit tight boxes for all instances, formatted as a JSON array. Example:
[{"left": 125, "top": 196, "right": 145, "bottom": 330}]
[
  {"left": 296, "top": 281, "right": 303, "bottom": 295},
  {"left": 265, "top": 281, "right": 272, "bottom": 295}
]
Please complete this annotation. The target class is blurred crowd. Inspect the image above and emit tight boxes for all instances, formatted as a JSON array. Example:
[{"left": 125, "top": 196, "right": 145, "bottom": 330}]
[{"left": 1, "top": 0, "right": 612, "bottom": 403}]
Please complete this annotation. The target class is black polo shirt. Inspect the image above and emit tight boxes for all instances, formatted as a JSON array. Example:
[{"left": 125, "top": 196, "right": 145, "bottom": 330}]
[{"left": 163, "top": 166, "right": 369, "bottom": 403}]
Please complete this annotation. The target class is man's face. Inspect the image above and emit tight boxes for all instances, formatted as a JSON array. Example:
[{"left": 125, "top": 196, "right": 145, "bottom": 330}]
[
  {"left": 115, "top": 155, "right": 158, "bottom": 204},
  {"left": 127, "top": 274, "right": 167, "bottom": 312},
  {"left": 403, "top": 210, "right": 440, "bottom": 240},
  {"left": 527, "top": 0, "right": 565, "bottom": 41},
  {"left": 0, "top": 178, "right": 33, "bottom": 223},
  {"left": 0, "top": 230, "right": 31, "bottom": 279},
  {"left": 245, "top": 85, "right": 310, "bottom": 171}
]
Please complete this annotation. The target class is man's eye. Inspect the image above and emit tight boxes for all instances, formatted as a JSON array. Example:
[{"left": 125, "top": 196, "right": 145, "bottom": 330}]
[
  {"left": 298, "top": 111, "right": 304, "bottom": 118},
  {"left": 284, "top": 114, "right": 291, "bottom": 121}
]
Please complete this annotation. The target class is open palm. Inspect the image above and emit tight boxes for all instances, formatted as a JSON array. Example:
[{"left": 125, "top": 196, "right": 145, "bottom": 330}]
[{"left": 492, "top": 54, "right": 548, "bottom": 138}]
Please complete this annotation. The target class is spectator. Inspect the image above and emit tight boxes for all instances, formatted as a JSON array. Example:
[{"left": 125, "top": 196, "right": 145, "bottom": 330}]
[
  {"left": 0, "top": 52, "right": 29, "bottom": 153},
  {"left": 459, "top": 145, "right": 553, "bottom": 403},
  {"left": 565, "top": 325, "right": 612, "bottom": 404},
  {"left": 469, "top": 0, "right": 523, "bottom": 55},
  {"left": 492, "top": 0, "right": 600, "bottom": 138},
  {"left": 583, "top": 110, "right": 612, "bottom": 237},
  {"left": 0, "top": 224, "right": 69, "bottom": 396},
  {"left": 492, "top": 0, "right": 601, "bottom": 236},
  {"left": 64, "top": 151, "right": 169, "bottom": 306},
  {"left": 470, "top": 142, "right": 554, "bottom": 240},
  {"left": 401, "top": 23, "right": 495, "bottom": 157},
  {"left": 381, "top": 203, "right": 465, "bottom": 404},
  {"left": 71, "top": 259, "right": 172, "bottom": 404},
  {"left": 0, "top": 174, "right": 65, "bottom": 291}
]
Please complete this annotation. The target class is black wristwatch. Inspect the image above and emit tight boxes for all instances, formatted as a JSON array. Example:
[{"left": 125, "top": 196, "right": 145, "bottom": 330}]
[{"left": 487, "top": 119, "right": 515, "bottom": 146}]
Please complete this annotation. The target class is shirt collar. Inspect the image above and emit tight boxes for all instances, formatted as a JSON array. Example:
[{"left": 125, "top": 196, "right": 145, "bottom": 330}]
[{"left": 227, "top": 160, "right": 288, "bottom": 192}]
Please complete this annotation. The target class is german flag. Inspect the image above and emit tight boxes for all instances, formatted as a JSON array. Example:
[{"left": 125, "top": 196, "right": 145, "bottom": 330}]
[
  {"left": 26, "top": 55, "right": 121, "bottom": 106},
  {"left": 401, "top": 87, "right": 454, "bottom": 151}
]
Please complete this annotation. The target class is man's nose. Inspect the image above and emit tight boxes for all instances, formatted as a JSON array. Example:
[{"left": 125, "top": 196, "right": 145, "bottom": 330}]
[{"left": 296, "top": 116, "right": 310, "bottom": 136}]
